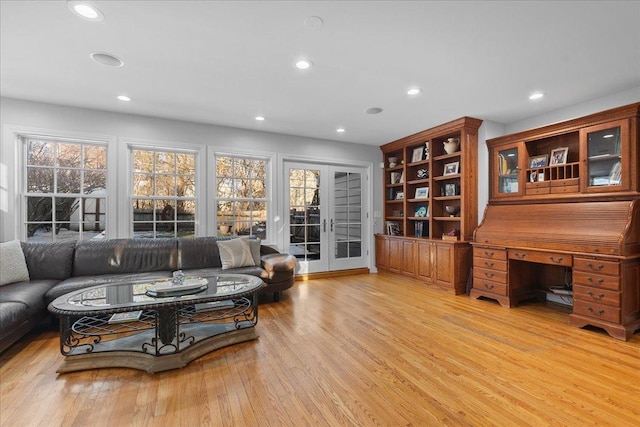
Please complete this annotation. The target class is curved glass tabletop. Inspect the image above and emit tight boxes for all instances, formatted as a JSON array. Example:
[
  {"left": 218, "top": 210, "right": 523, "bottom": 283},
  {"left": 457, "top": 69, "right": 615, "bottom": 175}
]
[{"left": 49, "top": 274, "right": 263, "bottom": 314}]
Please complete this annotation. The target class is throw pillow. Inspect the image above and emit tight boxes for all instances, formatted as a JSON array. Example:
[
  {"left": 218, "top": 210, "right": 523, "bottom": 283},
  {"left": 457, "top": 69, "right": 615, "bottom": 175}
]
[
  {"left": 0, "top": 240, "right": 30, "bottom": 286},
  {"left": 218, "top": 238, "right": 255, "bottom": 270},
  {"left": 242, "top": 237, "right": 261, "bottom": 266}
]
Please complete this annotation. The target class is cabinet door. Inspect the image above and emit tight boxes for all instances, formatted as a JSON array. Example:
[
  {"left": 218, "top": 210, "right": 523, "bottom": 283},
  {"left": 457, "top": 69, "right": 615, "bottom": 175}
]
[
  {"left": 402, "top": 240, "right": 416, "bottom": 276},
  {"left": 417, "top": 241, "right": 433, "bottom": 281},
  {"left": 375, "top": 235, "right": 389, "bottom": 269},
  {"left": 388, "top": 238, "right": 402, "bottom": 272},
  {"left": 434, "top": 243, "right": 453, "bottom": 286},
  {"left": 580, "top": 119, "right": 631, "bottom": 193},
  {"left": 491, "top": 142, "right": 523, "bottom": 199}
]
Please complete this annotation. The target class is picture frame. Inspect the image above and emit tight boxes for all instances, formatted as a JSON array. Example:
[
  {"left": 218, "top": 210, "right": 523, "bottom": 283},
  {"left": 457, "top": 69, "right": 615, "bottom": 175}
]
[
  {"left": 386, "top": 221, "right": 401, "bottom": 236},
  {"left": 424, "top": 143, "right": 430, "bottom": 160},
  {"left": 390, "top": 172, "right": 401, "bottom": 184},
  {"left": 444, "top": 183, "right": 458, "bottom": 196},
  {"left": 529, "top": 154, "right": 549, "bottom": 168},
  {"left": 549, "top": 147, "right": 569, "bottom": 166},
  {"left": 414, "top": 205, "right": 428, "bottom": 218},
  {"left": 443, "top": 161, "right": 460, "bottom": 176},
  {"left": 414, "top": 187, "right": 429, "bottom": 199},
  {"left": 395, "top": 191, "right": 404, "bottom": 200},
  {"left": 529, "top": 171, "right": 537, "bottom": 182},
  {"left": 412, "top": 147, "right": 424, "bottom": 163}
]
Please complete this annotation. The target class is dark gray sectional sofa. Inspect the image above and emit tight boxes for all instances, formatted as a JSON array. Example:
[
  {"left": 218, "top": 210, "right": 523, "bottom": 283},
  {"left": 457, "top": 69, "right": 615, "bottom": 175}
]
[{"left": 0, "top": 237, "right": 296, "bottom": 353}]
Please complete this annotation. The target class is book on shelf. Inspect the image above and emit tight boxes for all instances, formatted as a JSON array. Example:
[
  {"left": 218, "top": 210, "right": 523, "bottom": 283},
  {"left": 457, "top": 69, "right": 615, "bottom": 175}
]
[
  {"left": 608, "top": 161, "right": 621, "bottom": 184},
  {"left": 108, "top": 310, "right": 143, "bottom": 324},
  {"left": 386, "top": 221, "right": 401, "bottom": 236}
]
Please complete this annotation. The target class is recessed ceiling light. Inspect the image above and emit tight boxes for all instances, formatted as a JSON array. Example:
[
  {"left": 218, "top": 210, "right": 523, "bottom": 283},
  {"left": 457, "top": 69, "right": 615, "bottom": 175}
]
[
  {"left": 603, "top": 134, "right": 614, "bottom": 138},
  {"left": 407, "top": 88, "right": 422, "bottom": 96},
  {"left": 529, "top": 92, "right": 544, "bottom": 100},
  {"left": 255, "top": 116, "right": 265, "bottom": 121},
  {"left": 117, "top": 95, "right": 130, "bottom": 102},
  {"left": 294, "top": 59, "right": 313, "bottom": 70},
  {"left": 365, "top": 107, "right": 383, "bottom": 115},
  {"left": 90, "top": 52, "right": 123, "bottom": 67},
  {"left": 304, "top": 16, "right": 324, "bottom": 30},
  {"left": 336, "top": 128, "right": 346, "bottom": 133},
  {"left": 67, "top": 1, "right": 104, "bottom": 21}
]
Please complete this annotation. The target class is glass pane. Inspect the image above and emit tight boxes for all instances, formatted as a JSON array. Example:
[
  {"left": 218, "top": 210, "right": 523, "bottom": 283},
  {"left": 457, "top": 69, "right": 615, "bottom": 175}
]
[
  {"left": 55, "top": 197, "right": 77, "bottom": 222},
  {"left": 84, "top": 145, "right": 106, "bottom": 169},
  {"left": 177, "top": 200, "right": 195, "bottom": 221},
  {"left": 132, "top": 199, "right": 154, "bottom": 222},
  {"left": 290, "top": 224, "right": 304, "bottom": 244},
  {"left": 155, "top": 152, "right": 175, "bottom": 174},
  {"left": 334, "top": 172, "right": 347, "bottom": 189},
  {"left": 336, "top": 242, "right": 348, "bottom": 259},
  {"left": 133, "top": 173, "right": 153, "bottom": 196},
  {"left": 155, "top": 174, "right": 176, "bottom": 196},
  {"left": 216, "top": 156, "right": 232, "bottom": 178},
  {"left": 307, "top": 244, "right": 321, "bottom": 260},
  {"left": 250, "top": 179, "right": 266, "bottom": 198},
  {"left": 27, "top": 140, "right": 54, "bottom": 166},
  {"left": 498, "top": 147, "right": 519, "bottom": 194},
  {"left": 57, "top": 143, "right": 81, "bottom": 168},
  {"left": 349, "top": 207, "right": 361, "bottom": 222},
  {"left": 335, "top": 224, "right": 348, "bottom": 241},
  {"left": 176, "top": 153, "right": 195, "bottom": 174},
  {"left": 26, "top": 224, "right": 52, "bottom": 241},
  {"left": 349, "top": 242, "right": 362, "bottom": 257},
  {"left": 306, "top": 188, "right": 319, "bottom": 206},
  {"left": 27, "top": 167, "right": 53, "bottom": 193},
  {"left": 217, "top": 177, "right": 234, "bottom": 198},
  {"left": 56, "top": 169, "right": 81, "bottom": 193},
  {"left": 176, "top": 222, "right": 195, "bottom": 238},
  {"left": 587, "top": 126, "right": 621, "bottom": 187},
  {"left": 177, "top": 175, "right": 195, "bottom": 197},
  {"left": 308, "top": 225, "right": 321, "bottom": 243},
  {"left": 82, "top": 197, "right": 106, "bottom": 233},
  {"left": 133, "top": 150, "right": 153, "bottom": 173},
  {"left": 307, "top": 208, "right": 320, "bottom": 224},
  {"left": 156, "top": 200, "right": 176, "bottom": 221},
  {"left": 83, "top": 170, "right": 106, "bottom": 193},
  {"left": 133, "top": 222, "right": 154, "bottom": 238},
  {"left": 334, "top": 189, "right": 348, "bottom": 206},
  {"left": 349, "top": 225, "right": 362, "bottom": 240},
  {"left": 289, "top": 243, "right": 305, "bottom": 258},
  {"left": 334, "top": 206, "right": 348, "bottom": 222},
  {"left": 290, "top": 188, "right": 305, "bottom": 207},
  {"left": 27, "top": 196, "right": 52, "bottom": 222}
]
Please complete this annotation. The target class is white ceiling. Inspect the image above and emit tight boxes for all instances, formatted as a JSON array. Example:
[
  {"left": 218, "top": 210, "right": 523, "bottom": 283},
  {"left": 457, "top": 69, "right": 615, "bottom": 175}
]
[{"left": 1, "top": 1, "right": 639, "bottom": 146}]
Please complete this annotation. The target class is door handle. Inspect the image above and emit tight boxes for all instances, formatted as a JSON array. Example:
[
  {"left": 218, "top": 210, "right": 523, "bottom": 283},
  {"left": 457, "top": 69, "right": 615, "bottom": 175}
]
[
  {"left": 330, "top": 219, "right": 334, "bottom": 232},
  {"left": 323, "top": 219, "right": 327, "bottom": 232}
]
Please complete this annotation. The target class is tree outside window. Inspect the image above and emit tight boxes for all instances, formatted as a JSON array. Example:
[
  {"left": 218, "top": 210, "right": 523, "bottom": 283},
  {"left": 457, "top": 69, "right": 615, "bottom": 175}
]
[
  {"left": 24, "top": 138, "right": 107, "bottom": 241},
  {"left": 215, "top": 156, "right": 267, "bottom": 239},
  {"left": 131, "top": 149, "right": 196, "bottom": 238}
]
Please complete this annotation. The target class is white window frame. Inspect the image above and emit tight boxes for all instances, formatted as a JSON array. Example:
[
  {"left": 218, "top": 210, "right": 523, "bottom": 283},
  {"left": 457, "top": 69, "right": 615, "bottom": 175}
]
[
  {"left": 2, "top": 125, "right": 117, "bottom": 242},
  {"left": 208, "top": 147, "right": 275, "bottom": 244},
  {"left": 120, "top": 137, "right": 206, "bottom": 238}
]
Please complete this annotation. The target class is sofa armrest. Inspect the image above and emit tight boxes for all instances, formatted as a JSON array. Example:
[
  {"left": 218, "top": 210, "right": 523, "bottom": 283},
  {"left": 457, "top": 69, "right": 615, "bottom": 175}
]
[{"left": 261, "top": 253, "right": 297, "bottom": 273}]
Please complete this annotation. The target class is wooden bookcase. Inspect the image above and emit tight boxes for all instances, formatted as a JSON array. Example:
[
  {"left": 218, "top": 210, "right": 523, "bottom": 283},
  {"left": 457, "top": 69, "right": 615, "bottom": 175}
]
[
  {"left": 471, "top": 102, "right": 640, "bottom": 340},
  {"left": 376, "top": 117, "right": 483, "bottom": 294}
]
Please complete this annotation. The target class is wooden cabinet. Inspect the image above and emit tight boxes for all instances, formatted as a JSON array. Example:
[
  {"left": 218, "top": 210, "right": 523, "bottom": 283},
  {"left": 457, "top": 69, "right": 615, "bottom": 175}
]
[
  {"left": 487, "top": 103, "right": 639, "bottom": 202},
  {"left": 472, "top": 103, "right": 640, "bottom": 341},
  {"left": 377, "top": 117, "right": 482, "bottom": 294}
]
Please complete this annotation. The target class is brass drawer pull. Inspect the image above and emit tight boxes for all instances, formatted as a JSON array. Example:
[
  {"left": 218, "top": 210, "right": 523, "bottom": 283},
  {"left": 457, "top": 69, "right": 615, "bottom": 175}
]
[
  {"left": 484, "top": 251, "right": 494, "bottom": 257},
  {"left": 587, "top": 276, "right": 605, "bottom": 285},
  {"left": 549, "top": 256, "right": 563, "bottom": 263},
  {"left": 484, "top": 272, "right": 495, "bottom": 278},
  {"left": 586, "top": 291, "right": 605, "bottom": 300},
  {"left": 484, "top": 261, "right": 494, "bottom": 268},
  {"left": 588, "top": 307, "right": 605, "bottom": 316},
  {"left": 514, "top": 252, "right": 526, "bottom": 259},
  {"left": 586, "top": 262, "right": 604, "bottom": 271},
  {"left": 483, "top": 283, "right": 494, "bottom": 290}
]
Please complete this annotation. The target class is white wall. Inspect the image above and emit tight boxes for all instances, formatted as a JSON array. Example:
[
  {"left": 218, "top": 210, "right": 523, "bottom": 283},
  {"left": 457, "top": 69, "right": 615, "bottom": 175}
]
[{"left": 0, "top": 97, "right": 383, "bottom": 246}]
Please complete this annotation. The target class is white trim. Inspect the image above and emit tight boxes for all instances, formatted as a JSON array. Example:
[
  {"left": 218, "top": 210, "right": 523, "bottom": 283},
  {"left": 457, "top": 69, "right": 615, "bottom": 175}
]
[
  {"left": 1, "top": 125, "right": 116, "bottom": 241},
  {"left": 120, "top": 137, "right": 206, "bottom": 238}
]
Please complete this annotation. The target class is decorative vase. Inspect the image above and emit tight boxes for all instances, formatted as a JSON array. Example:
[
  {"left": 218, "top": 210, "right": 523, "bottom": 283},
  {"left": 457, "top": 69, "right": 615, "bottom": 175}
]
[
  {"left": 388, "top": 157, "right": 398, "bottom": 168},
  {"left": 443, "top": 138, "right": 460, "bottom": 154}
]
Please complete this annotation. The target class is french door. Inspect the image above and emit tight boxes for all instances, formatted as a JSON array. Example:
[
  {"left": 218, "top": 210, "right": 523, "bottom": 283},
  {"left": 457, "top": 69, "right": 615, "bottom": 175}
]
[{"left": 285, "top": 161, "right": 367, "bottom": 274}]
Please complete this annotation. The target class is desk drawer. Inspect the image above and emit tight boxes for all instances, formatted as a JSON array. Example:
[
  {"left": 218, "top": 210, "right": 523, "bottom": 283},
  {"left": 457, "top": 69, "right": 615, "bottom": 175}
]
[
  {"left": 508, "top": 249, "right": 571, "bottom": 267},
  {"left": 573, "top": 284, "right": 620, "bottom": 306},
  {"left": 472, "top": 278, "right": 507, "bottom": 296},
  {"left": 573, "top": 300, "right": 620, "bottom": 323},
  {"left": 573, "top": 271, "right": 620, "bottom": 291},
  {"left": 473, "top": 257, "right": 507, "bottom": 271},
  {"left": 573, "top": 257, "right": 619, "bottom": 276},
  {"left": 474, "top": 248, "right": 507, "bottom": 261},
  {"left": 473, "top": 267, "right": 507, "bottom": 284},
  {"left": 550, "top": 184, "right": 580, "bottom": 194}
]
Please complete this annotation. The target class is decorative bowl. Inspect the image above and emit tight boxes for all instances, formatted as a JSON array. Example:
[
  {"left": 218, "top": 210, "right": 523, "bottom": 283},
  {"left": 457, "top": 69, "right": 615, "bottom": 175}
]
[{"left": 445, "top": 205, "right": 460, "bottom": 217}]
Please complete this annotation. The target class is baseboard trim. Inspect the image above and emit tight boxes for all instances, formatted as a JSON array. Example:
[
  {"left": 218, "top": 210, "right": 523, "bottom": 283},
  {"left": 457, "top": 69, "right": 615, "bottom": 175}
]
[{"left": 295, "top": 268, "right": 370, "bottom": 281}]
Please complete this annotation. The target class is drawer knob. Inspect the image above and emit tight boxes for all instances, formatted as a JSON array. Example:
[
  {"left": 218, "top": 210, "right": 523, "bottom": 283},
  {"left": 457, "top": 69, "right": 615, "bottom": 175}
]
[
  {"left": 484, "top": 272, "right": 495, "bottom": 278},
  {"left": 586, "top": 291, "right": 605, "bottom": 300},
  {"left": 514, "top": 252, "right": 526, "bottom": 259},
  {"left": 549, "top": 256, "right": 563, "bottom": 263},
  {"left": 587, "top": 276, "right": 605, "bottom": 285},
  {"left": 588, "top": 307, "right": 605, "bottom": 316},
  {"left": 586, "top": 262, "right": 604, "bottom": 271},
  {"left": 484, "top": 251, "right": 494, "bottom": 257},
  {"left": 484, "top": 261, "right": 494, "bottom": 268},
  {"left": 483, "top": 283, "right": 494, "bottom": 290}
]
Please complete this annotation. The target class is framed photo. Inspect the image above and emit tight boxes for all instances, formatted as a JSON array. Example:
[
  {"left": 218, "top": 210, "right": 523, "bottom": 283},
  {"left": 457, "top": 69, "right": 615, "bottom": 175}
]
[
  {"left": 424, "top": 143, "right": 430, "bottom": 160},
  {"left": 390, "top": 172, "right": 401, "bottom": 184},
  {"left": 386, "top": 221, "right": 401, "bottom": 236},
  {"left": 529, "top": 171, "right": 537, "bottom": 182},
  {"left": 444, "top": 183, "right": 458, "bottom": 196},
  {"left": 395, "top": 191, "right": 404, "bottom": 200},
  {"left": 529, "top": 154, "right": 549, "bottom": 168},
  {"left": 412, "top": 147, "right": 424, "bottom": 163},
  {"left": 414, "top": 187, "right": 429, "bottom": 199},
  {"left": 443, "top": 161, "right": 460, "bottom": 176},
  {"left": 549, "top": 147, "right": 568, "bottom": 166},
  {"left": 415, "top": 205, "right": 428, "bottom": 217}
]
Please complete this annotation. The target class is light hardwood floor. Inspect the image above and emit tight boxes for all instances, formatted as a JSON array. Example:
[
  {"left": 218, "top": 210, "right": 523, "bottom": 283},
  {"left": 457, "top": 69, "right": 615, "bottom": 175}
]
[{"left": 1, "top": 272, "right": 640, "bottom": 426}]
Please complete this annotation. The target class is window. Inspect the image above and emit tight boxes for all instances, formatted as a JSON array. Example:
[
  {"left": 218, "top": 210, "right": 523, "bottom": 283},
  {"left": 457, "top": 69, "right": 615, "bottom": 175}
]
[
  {"left": 23, "top": 137, "right": 107, "bottom": 242},
  {"left": 215, "top": 156, "right": 268, "bottom": 239},
  {"left": 131, "top": 148, "right": 196, "bottom": 238}
]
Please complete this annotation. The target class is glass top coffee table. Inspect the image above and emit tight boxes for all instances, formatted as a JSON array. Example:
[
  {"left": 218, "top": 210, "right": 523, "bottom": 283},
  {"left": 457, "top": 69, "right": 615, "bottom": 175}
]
[{"left": 48, "top": 274, "right": 263, "bottom": 373}]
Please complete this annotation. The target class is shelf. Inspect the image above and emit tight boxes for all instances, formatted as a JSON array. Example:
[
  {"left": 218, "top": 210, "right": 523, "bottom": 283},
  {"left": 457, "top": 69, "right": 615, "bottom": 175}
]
[
  {"left": 386, "top": 199, "right": 404, "bottom": 203},
  {"left": 408, "top": 159, "right": 430, "bottom": 167},
  {"left": 386, "top": 183, "right": 404, "bottom": 188},
  {"left": 433, "top": 152, "right": 460, "bottom": 161},
  {"left": 407, "top": 178, "right": 429, "bottom": 185},
  {"left": 434, "top": 216, "right": 461, "bottom": 221},
  {"left": 408, "top": 216, "right": 429, "bottom": 221},
  {"left": 434, "top": 196, "right": 460, "bottom": 201},
  {"left": 434, "top": 174, "right": 461, "bottom": 181},
  {"left": 407, "top": 198, "right": 430, "bottom": 203}
]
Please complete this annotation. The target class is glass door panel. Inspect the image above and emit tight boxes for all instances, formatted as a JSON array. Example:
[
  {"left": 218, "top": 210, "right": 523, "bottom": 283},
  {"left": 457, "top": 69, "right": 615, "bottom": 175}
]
[
  {"left": 288, "top": 168, "right": 322, "bottom": 262},
  {"left": 332, "top": 171, "right": 362, "bottom": 263},
  {"left": 586, "top": 126, "right": 621, "bottom": 187}
]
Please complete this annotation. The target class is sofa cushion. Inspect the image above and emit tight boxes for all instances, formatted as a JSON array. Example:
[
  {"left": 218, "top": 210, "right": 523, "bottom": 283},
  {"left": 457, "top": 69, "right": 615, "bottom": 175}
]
[
  {"left": 45, "top": 271, "right": 172, "bottom": 304},
  {"left": 0, "top": 279, "right": 58, "bottom": 316},
  {"left": 0, "top": 302, "right": 28, "bottom": 331},
  {"left": 243, "top": 237, "right": 261, "bottom": 266},
  {"left": 72, "top": 239, "right": 177, "bottom": 276},
  {"left": 21, "top": 240, "right": 76, "bottom": 280},
  {"left": 177, "top": 237, "right": 222, "bottom": 269},
  {"left": 1, "top": 240, "right": 30, "bottom": 286},
  {"left": 218, "top": 238, "right": 255, "bottom": 269},
  {"left": 181, "top": 266, "right": 269, "bottom": 281}
]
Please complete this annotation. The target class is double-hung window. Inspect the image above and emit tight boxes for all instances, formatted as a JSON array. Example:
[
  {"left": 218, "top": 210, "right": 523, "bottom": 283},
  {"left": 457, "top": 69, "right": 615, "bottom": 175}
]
[
  {"left": 23, "top": 137, "right": 107, "bottom": 241},
  {"left": 131, "top": 148, "right": 196, "bottom": 238},
  {"left": 215, "top": 155, "right": 268, "bottom": 240}
]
